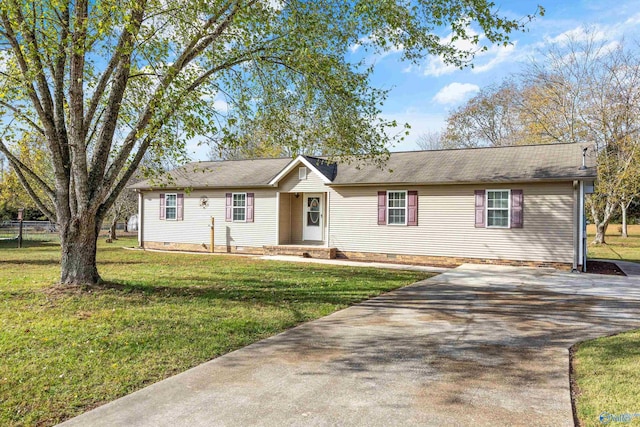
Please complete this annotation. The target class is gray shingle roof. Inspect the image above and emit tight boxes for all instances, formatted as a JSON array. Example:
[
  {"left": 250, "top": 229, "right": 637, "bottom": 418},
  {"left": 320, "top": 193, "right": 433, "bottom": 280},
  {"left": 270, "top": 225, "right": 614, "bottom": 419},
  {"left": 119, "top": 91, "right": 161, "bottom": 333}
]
[
  {"left": 331, "top": 143, "right": 596, "bottom": 185},
  {"left": 130, "top": 143, "right": 596, "bottom": 190},
  {"left": 130, "top": 157, "right": 292, "bottom": 190}
]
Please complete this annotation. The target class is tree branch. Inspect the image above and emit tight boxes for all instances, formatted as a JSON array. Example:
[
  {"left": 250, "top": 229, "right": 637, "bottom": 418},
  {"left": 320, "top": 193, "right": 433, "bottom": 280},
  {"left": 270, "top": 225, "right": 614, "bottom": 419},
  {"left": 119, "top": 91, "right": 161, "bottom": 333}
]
[
  {"left": 96, "top": 1, "right": 248, "bottom": 204},
  {"left": 0, "top": 141, "right": 55, "bottom": 201},
  {"left": 0, "top": 101, "right": 45, "bottom": 135},
  {"left": 0, "top": 138, "right": 55, "bottom": 220},
  {"left": 88, "top": 0, "right": 147, "bottom": 200}
]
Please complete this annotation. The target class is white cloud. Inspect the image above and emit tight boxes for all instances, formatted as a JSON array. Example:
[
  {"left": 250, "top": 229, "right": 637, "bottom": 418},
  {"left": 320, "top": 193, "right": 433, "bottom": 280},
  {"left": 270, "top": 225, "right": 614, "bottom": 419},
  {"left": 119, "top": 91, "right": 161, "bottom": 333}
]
[
  {"left": 349, "top": 33, "right": 404, "bottom": 62},
  {"left": 546, "top": 25, "right": 608, "bottom": 45},
  {"left": 265, "top": 0, "right": 283, "bottom": 10},
  {"left": 422, "top": 39, "right": 520, "bottom": 77},
  {"left": 423, "top": 56, "right": 460, "bottom": 77},
  {"left": 213, "top": 99, "right": 229, "bottom": 113},
  {"left": 472, "top": 42, "right": 517, "bottom": 73},
  {"left": 624, "top": 12, "right": 640, "bottom": 26},
  {"left": 420, "top": 23, "right": 481, "bottom": 77},
  {"left": 432, "top": 82, "right": 479, "bottom": 105},
  {"left": 543, "top": 15, "right": 640, "bottom": 50},
  {"left": 420, "top": 24, "right": 521, "bottom": 77}
]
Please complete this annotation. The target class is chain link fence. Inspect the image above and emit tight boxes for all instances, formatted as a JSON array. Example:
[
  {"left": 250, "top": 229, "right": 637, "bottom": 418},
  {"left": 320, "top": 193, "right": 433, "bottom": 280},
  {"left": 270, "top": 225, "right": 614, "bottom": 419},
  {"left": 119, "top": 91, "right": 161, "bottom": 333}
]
[
  {"left": 0, "top": 220, "right": 137, "bottom": 248},
  {"left": 0, "top": 220, "right": 59, "bottom": 246}
]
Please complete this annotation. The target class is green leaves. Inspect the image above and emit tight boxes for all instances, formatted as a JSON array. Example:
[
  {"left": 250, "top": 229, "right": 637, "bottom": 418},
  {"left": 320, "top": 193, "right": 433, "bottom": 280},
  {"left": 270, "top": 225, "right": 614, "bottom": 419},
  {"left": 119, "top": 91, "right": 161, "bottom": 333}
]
[{"left": 0, "top": 0, "right": 537, "bottom": 220}]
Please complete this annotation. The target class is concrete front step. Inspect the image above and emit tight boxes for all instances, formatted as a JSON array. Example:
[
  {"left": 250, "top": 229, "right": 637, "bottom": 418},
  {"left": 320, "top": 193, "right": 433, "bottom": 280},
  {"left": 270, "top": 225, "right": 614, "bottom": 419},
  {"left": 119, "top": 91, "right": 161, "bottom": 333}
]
[{"left": 263, "top": 245, "right": 337, "bottom": 259}]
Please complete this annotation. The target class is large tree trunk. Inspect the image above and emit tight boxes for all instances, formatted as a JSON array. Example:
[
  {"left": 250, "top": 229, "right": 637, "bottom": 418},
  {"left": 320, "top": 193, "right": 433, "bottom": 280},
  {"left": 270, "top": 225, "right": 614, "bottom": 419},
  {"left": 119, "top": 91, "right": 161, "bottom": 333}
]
[
  {"left": 621, "top": 201, "right": 629, "bottom": 238},
  {"left": 590, "top": 201, "right": 612, "bottom": 245},
  {"left": 594, "top": 222, "right": 608, "bottom": 244},
  {"left": 109, "top": 215, "right": 118, "bottom": 241},
  {"left": 59, "top": 216, "right": 101, "bottom": 286}
]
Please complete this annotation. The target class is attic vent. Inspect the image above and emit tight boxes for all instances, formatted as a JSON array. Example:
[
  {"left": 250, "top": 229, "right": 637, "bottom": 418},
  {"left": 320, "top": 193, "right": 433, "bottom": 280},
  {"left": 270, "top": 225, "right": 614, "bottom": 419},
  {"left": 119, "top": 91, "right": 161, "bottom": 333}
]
[{"left": 299, "top": 167, "right": 307, "bottom": 180}]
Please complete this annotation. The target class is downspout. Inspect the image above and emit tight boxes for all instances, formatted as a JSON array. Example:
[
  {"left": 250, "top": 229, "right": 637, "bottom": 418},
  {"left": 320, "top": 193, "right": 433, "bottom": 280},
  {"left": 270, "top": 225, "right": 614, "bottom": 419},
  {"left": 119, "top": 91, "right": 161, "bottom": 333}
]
[
  {"left": 572, "top": 181, "right": 579, "bottom": 272},
  {"left": 580, "top": 181, "right": 587, "bottom": 272},
  {"left": 137, "top": 190, "right": 144, "bottom": 248},
  {"left": 275, "top": 191, "right": 280, "bottom": 245}
]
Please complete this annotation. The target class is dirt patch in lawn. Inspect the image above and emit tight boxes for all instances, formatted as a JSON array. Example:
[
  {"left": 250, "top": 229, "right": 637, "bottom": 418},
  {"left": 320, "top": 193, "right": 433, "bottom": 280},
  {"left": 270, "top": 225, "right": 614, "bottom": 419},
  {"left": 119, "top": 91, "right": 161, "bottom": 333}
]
[{"left": 586, "top": 260, "right": 626, "bottom": 276}]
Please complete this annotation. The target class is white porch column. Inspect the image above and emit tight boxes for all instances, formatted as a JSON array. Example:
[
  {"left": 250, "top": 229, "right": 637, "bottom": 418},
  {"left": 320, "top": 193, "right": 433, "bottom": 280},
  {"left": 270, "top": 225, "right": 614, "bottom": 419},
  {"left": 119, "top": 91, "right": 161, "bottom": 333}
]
[{"left": 325, "top": 191, "right": 330, "bottom": 247}]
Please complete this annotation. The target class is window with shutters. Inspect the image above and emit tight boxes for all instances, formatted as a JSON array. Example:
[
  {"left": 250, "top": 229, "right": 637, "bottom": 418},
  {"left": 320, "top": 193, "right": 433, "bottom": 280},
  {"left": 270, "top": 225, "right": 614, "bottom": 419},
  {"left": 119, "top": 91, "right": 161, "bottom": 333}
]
[
  {"left": 387, "top": 191, "right": 407, "bottom": 225},
  {"left": 233, "top": 193, "right": 246, "bottom": 222},
  {"left": 165, "top": 193, "right": 177, "bottom": 220},
  {"left": 486, "top": 190, "right": 510, "bottom": 228}
]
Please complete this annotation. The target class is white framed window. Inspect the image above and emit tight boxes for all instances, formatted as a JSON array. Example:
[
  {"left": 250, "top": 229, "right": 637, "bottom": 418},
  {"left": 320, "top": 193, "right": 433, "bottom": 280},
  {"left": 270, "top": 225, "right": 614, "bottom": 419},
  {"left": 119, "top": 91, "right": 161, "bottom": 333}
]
[
  {"left": 233, "top": 193, "right": 246, "bottom": 222},
  {"left": 299, "top": 167, "right": 307, "bottom": 180},
  {"left": 387, "top": 190, "right": 407, "bottom": 225},
  {"left": 165, "top": 193, "right": 177, "bottom": 220},
  {"left": 486, "top": 190, "right": 510, "bottom": 228}
]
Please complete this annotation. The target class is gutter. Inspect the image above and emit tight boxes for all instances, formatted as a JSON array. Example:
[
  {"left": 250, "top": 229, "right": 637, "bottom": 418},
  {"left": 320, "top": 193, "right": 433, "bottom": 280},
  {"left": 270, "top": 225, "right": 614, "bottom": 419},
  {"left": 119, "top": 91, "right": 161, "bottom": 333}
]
[
  {"left": 328, "top": 176, "right": 597, "bottom": 188},
  {"left": 572, "top": 180, "right": 580, "bottom": 272},
  {"left": 129, "top": 184, "right": 277, "bottom": 191}
]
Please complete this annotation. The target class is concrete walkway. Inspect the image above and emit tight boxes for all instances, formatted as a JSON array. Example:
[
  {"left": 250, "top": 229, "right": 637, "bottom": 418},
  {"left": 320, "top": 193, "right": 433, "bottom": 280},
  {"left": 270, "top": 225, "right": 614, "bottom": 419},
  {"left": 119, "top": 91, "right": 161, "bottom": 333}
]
[
  {"left": 60, "top": 265, "right": 640, "bottom": 427},
  {"left": 602, "top": 259, "right": 640, "bottom": 276},
  {"left": 259, "top": 254, "right": 450, "bottom": 273}
]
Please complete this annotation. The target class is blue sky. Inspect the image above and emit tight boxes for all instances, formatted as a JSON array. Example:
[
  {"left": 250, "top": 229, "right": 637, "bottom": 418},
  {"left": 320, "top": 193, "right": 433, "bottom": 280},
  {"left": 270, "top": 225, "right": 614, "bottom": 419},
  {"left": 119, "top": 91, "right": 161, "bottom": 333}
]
[
  {"left": 361, "top": 0, "right": 640, "bottom": 152},
  {"left": 188, "top": 0, "right": 640, "bottom": 159}
]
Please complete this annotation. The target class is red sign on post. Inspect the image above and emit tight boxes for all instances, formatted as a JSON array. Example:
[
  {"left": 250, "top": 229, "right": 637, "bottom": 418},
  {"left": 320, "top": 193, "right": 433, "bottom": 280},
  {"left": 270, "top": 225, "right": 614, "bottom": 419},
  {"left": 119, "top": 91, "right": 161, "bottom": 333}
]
[{"left": 17, "top": 208, "right": 24, "bottom": 221}]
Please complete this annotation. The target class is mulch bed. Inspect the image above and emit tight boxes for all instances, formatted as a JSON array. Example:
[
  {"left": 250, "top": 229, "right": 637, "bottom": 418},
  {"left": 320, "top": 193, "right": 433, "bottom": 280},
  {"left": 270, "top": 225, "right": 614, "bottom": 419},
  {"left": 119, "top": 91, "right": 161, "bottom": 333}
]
[{"left": 586, "top": 260, "right": 626, "bottom": 276}]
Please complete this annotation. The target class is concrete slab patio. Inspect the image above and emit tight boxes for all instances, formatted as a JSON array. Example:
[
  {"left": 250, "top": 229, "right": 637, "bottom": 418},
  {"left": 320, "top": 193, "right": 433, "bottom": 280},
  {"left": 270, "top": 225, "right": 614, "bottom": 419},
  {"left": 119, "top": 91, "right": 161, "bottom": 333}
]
[{"left": 60, "top": 265, "right": 640, "bottom": 427}]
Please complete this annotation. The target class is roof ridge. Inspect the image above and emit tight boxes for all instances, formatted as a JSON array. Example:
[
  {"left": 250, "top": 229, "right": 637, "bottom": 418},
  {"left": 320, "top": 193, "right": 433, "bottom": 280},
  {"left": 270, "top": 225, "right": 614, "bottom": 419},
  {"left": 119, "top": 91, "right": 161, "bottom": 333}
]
[{"left": 388, "top": 141, "right": 586, "bottom": 155}]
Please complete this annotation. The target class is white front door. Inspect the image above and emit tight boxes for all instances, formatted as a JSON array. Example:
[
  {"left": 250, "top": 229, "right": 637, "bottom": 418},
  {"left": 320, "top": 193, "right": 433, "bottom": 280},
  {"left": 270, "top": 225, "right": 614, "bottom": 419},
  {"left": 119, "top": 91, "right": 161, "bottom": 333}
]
[{"left": 303, "top": 193, "right": 323, "bottom": 241}]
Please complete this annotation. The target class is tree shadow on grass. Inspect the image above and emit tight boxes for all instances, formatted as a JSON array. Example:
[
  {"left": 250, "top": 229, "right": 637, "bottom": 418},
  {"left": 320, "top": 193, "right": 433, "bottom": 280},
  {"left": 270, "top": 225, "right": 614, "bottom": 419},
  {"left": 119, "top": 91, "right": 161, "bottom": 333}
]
[
  {"left": 0, "top": 240, "right": 60, "bottom": 250},
  {"left": 89, "top": 280, "right": 392, "bottom": 306},
  {"left": 68, "top": 267, "right": 429, "bottom": 307}
]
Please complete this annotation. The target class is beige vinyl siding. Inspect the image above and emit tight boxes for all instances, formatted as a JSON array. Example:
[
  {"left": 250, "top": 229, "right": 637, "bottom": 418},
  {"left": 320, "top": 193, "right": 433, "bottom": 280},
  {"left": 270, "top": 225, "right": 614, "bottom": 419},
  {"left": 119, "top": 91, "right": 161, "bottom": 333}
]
[
  {"left": 143, "top": 189, "right": 277, "bottom": 247},
  {"left": 278, "top": 167, "right": 327, "bottom": 193},
  {"left": 329, "top": 182, "right": 575, "bottom": 263},
  {"left": 290, "top": 194, "right": 303, "bottom": 242},
  {"left": 278, "top": 193, "right": 292, "bottom": 244}
]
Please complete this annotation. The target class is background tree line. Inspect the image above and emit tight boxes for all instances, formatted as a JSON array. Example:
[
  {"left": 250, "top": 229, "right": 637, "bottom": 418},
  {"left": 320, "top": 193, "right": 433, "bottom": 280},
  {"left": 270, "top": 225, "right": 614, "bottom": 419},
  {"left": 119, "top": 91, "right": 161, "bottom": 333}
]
[{"left": 418, "top": 29, "right": 640, "bottom": 244}]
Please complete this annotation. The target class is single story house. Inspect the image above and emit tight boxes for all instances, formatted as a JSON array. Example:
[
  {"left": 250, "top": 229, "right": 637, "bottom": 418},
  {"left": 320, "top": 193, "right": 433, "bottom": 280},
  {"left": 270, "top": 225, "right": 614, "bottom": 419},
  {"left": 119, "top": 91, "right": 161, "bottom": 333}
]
[{"left": 130, "top": 143, "right": 596, "bottom": 270}]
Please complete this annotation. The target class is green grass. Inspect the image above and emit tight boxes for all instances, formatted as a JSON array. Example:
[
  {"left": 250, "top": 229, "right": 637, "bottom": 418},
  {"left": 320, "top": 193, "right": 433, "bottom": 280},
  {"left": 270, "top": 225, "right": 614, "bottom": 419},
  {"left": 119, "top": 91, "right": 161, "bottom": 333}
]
[
  {"left": 577, "top": 224, "right": 640, "bottom": 426},
  {"left": 574, "top": 330, "right": 640, "bottom": 426},
  {"left": 0, "top": 238, "right": 429, "bottom": 426},
  {"left": 587, "top": 224, "right": 640, "bottom": 263}
]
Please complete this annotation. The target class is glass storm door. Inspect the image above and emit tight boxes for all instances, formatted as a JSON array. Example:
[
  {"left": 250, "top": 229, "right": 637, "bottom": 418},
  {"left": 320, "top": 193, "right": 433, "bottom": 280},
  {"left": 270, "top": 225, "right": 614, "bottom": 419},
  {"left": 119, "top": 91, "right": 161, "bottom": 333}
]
[{"left": 303, "top": 193, "right": 323, "bottom": 241}]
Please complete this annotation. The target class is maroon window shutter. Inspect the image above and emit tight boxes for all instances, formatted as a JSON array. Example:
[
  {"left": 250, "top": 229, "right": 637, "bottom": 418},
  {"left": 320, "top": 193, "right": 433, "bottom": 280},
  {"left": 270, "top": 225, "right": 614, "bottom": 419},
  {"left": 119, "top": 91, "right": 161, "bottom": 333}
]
[
  {"left": 177, "top": 193, "right": 184, "bottom": 221},
  {"left": 511, "top": 189, "right": 523, "bottom": 228},
  {"left": 407, "top": 191, "right": 418, "bottom": 226},
  {"left": 246, "top": 193, "right": 254, "bottom": 223},
  {"left": 225, "top": 193, "right": 232, "bottom": 222},
  {"left": 377, "top": 191, "right": 386, "bottom": 225},
  {"left": 159, "top": 193, "right": 165, "bottom": 220},
  {"left": 474, "top": 190, "right": 485, "bottom": 228}
]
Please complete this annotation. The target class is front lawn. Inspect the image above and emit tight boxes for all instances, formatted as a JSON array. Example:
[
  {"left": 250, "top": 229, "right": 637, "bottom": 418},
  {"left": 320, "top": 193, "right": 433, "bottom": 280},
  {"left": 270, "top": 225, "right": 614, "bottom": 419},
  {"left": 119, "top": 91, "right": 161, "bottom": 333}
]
[
  {"left": 573, "top": 330, "right": 640, "bottom": 427},
  {"left": 587, "top": 224, "right": 640, "bottom": 263},
  {"left": 0, "top": 238, "right": 429, "bottom": 426},
  {"left": 576, "top": 224, "right": 640, "bottom": 426}
]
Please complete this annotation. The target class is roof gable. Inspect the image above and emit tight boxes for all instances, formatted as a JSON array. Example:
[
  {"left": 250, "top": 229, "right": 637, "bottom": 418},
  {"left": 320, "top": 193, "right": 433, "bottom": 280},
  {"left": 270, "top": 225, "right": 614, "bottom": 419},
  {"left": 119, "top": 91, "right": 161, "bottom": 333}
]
[{"left": 267, "top": 155, "right": 335, "bottom": 186}]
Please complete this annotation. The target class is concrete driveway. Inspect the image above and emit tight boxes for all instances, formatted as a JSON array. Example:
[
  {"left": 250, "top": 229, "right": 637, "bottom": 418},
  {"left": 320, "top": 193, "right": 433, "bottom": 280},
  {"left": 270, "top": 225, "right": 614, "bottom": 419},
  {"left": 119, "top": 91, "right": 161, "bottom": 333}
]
[{"left": 60, "top": 265, "right": 640, "bottom": 427}]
